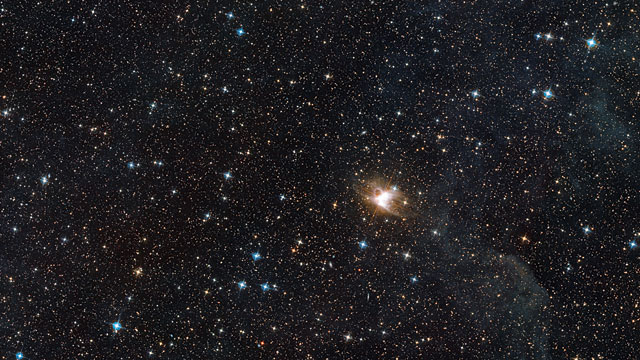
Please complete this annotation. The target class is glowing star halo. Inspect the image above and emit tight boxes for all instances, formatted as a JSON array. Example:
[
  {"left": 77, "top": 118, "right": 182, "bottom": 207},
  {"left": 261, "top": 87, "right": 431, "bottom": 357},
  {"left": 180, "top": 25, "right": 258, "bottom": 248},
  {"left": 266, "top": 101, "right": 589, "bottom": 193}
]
[{"left": 373, "top": 188, "right": 393, "bottom": 210}]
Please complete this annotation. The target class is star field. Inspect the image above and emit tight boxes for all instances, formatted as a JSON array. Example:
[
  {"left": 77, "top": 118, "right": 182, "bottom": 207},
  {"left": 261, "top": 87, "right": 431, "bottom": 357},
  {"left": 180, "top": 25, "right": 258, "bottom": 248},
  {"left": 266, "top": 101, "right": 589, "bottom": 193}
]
[{"left": 1, "top": 1, "right": 639, "bottom": 359}]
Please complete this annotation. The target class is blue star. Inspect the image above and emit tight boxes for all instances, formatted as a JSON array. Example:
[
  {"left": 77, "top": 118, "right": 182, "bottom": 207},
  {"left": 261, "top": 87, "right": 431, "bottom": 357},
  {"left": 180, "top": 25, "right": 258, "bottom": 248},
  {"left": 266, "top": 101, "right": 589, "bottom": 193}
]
[
  {"left": 112, "top": 321, "right": 122, "bottom": 332},
  {"left": 582, "top": 226, "right": 592, "bottom": 235},
  {"left": 279, "top": 194, "right": 286, "bottom": 201},
  {"left": 204, "top": 212, "right": 211, "bottom": 220},
  {"left": 534, "top": 33, "right": 542, "bottom": 40},
  {"left": 359, "top": 241, "right": 368, "bottom": 249},
  {"left": 226, "top": 12, "right": 234, "bottom": 19},
  {"left": 238, "top": 280, "right": 247, "bottom": 289},
  {"left": 252, "top": 252, "right": 262, "bottom": 261},
  {"left": 261, "top": 282, "right": 270, "bottom": 291},
  {"left": 224, "top": 171, "right": 232, "bottom": 179},
  {"left": 40, "top": 175, "right": 49, "bottom": 185},
  {"left": 543, "top": 88, "right": 554, "bottom": 99},
  {"left": 16, "top": 353, "right": 24, "bottom": 360},
  {"left": 471, "top": 90, "right": 480, "bottom": 99},
  {"left": 410, "top": 276, "right": 418, "bottom": 283},
  {"left": 586, "top": 37, "right": 597, "bottom": 49},
  {"left": 127, "top": 161, "right": 136, "bottom": 169},
  {"left": 629, "top": 240, "right": 637, "bottom": 250},
  {"left": 236, "top": 27, "right": 245, "bottom": 36}
]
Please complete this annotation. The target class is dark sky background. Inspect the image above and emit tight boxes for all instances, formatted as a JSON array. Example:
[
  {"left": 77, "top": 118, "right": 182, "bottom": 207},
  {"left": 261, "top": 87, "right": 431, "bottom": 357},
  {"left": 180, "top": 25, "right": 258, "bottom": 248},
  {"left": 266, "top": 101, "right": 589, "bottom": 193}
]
[{"left": 1, "top": 1, "right": 638, "bottom": 359}]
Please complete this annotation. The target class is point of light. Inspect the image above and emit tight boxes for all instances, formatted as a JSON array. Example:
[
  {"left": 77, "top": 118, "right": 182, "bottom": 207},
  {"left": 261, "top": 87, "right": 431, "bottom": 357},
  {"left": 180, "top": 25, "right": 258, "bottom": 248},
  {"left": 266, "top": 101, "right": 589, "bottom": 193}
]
[
  {"left": 629, "top": 240, "right": 637, "bottom": 249},
  {"left": 127, "top": 161, "right": 136, "bottom": 169},
  {"left": 238, "top": 280, "right": 247, "bottom": 289},
  {"left": 586, "top": 37, "right": 598, "bottom": 49},
  {"left": 261, "top": 282, "right": 270, "bottom": 291},
  {"left": 224, "top": 171, "right": 232, "bottom": 179},
  {"left": 40, "top": 175, "right": 49, "bottom": 185},
  {"left": 471, "top": 90, "right": 480, "bottom": 99},
  {"left": 534, "top": 33, "right": 542, "bottom": 40},
  {"left": 16, "top": 353, "right": 23, "bottom": 360},
  {"left": 543, "top": 88, "right": 554, "bottom": 99},
  {"left": 544, "top": 33, "right": 553, "bottom": 41},
  {"left": 359, "top": 241, "right": 368, "bottom": 249},
  {"left": 204, "top": 212, "right": 211, "bottom": 220},
  {"left": 411, "top": 276, "right": 418, "bottom": 283},
  {"left": 252, "top": 252, "right": 262, "bottom": 261},
  {"left": 112, "top": 321, "right": 122, "bottom": 332},
  {"left": 236, "top": 27, "right": 245, "bottom": 36},
  {"left": 583, "top": 226, "right": 591, "bottom": 234},
  {"left": 226, "top": 12, "right": 234, "bottom": 19}
]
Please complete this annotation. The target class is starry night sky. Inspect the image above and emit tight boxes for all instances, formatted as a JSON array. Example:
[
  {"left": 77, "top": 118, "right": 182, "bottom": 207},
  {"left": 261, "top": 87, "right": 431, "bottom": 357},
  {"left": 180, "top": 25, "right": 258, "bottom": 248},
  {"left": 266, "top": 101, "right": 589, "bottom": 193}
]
[{"left": 1, "top": 1, "right": 639, "bottom": 359}]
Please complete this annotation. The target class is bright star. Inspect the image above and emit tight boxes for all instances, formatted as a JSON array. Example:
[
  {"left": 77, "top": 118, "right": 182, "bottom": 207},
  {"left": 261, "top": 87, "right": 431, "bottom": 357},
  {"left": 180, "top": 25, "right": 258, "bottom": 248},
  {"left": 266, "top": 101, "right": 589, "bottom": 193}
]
[
  {"left": 629, "top": 240, "right": 637, "bottom": 249},
  {"left": 40, "top": 175, "right": 49, "bottom": 185},
  {"left": 373, "top": 189, "right": 392, "bottom": 209},
  {"left": 224, "top": 172, "right": 232, "bottom": 179},
  {"left": 236, "top": 27, "right": 245, "bottom": 36},
  {"left": 112, "top": 321, "right": 122, "bottom": 332},
  {"left": 586, "top": 37, "right": 598, "bottom": 49},
  {"left": 238, "top": 280, "right": 247, "bottom": 289},
  {"left": 226, "top": 12, "right": 234, "bottom": 19},
  {"left": 204, "top": 212, "right": 211, "bottom": 220},
  {"left": 534, "top": 33, "right": 542, "bottom": 40},
  {"left": 279, "top": 194, "right": 286, "bottom": 201},
  {"left": 127, "top": 161, "right": 136, "bottom": 169},
  {"left": 471, "top": 90, "right": 480, "bottom": 99},
  {"left": 252, "top": 252, "right": 262, "bottom": 261},
  {"left": 261, "top": 282, "right": 270, "bottom": 291},
  {"left": 544, "top": 33, "right": 553, "bottom": 41},
  {"left": 411, "top": 276, "right": 418, "bottom": 283},
  {"left": 543, "top": 88, "right": 554, "bottom": 99},
  {"left": 16, "top": 353, "right": 24, "bottom": 360},
  {"left": 359, "top": 240, "right": 368, "bottom": 249},
  {"left": 583, "top": 226, "right": 591, "bottom": 234}
]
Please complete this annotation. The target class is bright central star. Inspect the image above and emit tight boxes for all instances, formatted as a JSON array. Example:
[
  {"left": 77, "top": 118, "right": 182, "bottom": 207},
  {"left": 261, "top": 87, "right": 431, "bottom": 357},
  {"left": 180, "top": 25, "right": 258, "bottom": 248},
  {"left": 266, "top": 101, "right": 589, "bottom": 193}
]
[{"left": 374, "top": 190, "right": 392, "bottom": 209}]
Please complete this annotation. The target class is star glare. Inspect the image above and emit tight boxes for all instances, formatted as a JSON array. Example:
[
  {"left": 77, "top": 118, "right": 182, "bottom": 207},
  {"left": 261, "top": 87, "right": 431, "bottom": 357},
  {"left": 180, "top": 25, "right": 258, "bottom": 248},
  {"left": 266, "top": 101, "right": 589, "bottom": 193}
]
[
  {"left": 629, "top": 240, "right": 637, "bottom": 250},
  {"left": 373, "top": 189, "right": 392, "bottom": 210},
  {"left": 112, "top": 321, "right": 122, "bottom": 332},
  {"left": 586, "top": 37, "right": 598, "bottom": 50},
  {"left": 471, "top": 90, "right": 480, "bottom": 99},
  {"left": 238, "top": 280, "right": 247, "bottom": 289},
  {"left": 236, "top": 27, "right": 245, "bottom": 36},
  {"left": 16, "top": 353, "right": 24, "bottom": 360},
  {"left": 543, "top": 88, "right": 554, "bottom": 99},
  {"left": 226, "top": 12, "right": 234, "bottom": 19},
  {"left": 359, "top": 240, "right": 368, "bottom": 249},
  {"left": 40, "top": 174, "right": 50, "bottom": 185},
  {"left": 252, "top": 252, "right": 262, "bottom": 261},
  {"left": 224, "top": 171, "right": 232, "bottom": 179}
]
